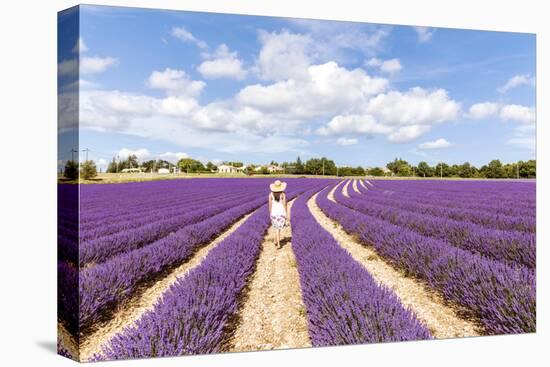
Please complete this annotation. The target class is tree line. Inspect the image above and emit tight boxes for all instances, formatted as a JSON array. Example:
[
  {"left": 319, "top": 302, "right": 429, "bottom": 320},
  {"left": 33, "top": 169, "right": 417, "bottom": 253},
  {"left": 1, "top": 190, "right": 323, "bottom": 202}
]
[
  {"left": 383, "top": 158, "right": 536, "bottom": 178},
  {"left": 62, "top": 154, "right": 536, "bottom": 180}
]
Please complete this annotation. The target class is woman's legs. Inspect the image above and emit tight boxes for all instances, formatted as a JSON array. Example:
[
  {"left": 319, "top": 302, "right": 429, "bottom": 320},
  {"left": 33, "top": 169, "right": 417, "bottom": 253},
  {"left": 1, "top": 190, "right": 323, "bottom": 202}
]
[{"left": 276, "top": 229, "right": 281, "bottom": 248}]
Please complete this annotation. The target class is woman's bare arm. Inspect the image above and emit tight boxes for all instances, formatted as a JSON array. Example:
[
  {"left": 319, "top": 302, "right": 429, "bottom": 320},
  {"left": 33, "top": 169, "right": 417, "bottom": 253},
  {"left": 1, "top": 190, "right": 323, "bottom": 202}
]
[
  {"left": 268, "top": 193, "right": 272, "bottom": 214},
  {"left": 284, "top": 193, "right": 289, "bottom": 218}
]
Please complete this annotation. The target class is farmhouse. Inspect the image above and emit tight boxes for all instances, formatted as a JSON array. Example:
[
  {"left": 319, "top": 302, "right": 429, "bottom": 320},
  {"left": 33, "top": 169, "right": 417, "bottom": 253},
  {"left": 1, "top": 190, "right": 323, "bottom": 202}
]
[
  {"left": 268, "top": 165, "right": 285, "bottom": 173},
  {"left": 217, "top": 165, "right": 244, "bottom": 174},
  {"left": 381, "top": 167, "right": 393, "bottom": 175},
  {"left": 157, "top": 168, "right": 170, "bottom": 174},
  {"left": 253, "top": 164, "right": 285, "bottom": 174}
]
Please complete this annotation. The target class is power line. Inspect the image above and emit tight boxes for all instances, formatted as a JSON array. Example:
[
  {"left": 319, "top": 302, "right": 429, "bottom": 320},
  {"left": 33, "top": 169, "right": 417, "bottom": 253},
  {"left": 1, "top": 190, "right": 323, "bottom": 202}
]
[{"left": 82, "top": 148, "right": 90, "bottom": 162}]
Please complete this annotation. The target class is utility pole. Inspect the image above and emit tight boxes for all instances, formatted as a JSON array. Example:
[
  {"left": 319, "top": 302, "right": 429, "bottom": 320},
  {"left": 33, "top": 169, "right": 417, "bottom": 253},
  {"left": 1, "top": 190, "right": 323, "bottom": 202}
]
[
  {"left": 440, "top": 163, "right": 443, "bottom": 179},
  {"left": 517, "top": 162, "right": 520, "bottom": 179},
  {"left": 82, "top": 148, "right": 90, "bottom": 162},
  {"left": 116, "top": 155, "right": 120, "bottom": 173},
  {"left": 336, "top": 165, "right": 339, "bottom": 177},
  {"left": 70, "top": 148, "right": 78, "bottom": 162},
  {"left": 322, "top": 159, "right": 325, "bottom": 176}
]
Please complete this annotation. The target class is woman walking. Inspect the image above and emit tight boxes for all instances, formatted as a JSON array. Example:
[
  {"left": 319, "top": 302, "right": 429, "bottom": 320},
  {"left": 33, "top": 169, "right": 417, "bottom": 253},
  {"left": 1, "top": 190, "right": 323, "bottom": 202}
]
[{"left": 268, "top": 180, "right": 289, "bottom": 249}]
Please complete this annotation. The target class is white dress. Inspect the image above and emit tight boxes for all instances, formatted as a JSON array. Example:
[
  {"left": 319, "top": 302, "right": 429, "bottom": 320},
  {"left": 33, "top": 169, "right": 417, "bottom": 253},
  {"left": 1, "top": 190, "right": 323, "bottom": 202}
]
[{"left": 270, "top": 195, "right": 286, "bottom": 230}]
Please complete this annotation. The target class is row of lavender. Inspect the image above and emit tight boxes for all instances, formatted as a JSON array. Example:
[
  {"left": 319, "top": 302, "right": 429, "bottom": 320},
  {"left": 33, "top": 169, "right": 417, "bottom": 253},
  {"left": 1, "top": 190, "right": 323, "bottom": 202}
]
[
  {"left": 77, "top": 180, "right": 272, "bottom": 266},
  {"left": 290, "top": 191, "right": 431, "bottom": 345},
  {"left": 60, "top": 181, "right": 270, "bottom": 334},
  {"left": 327, "top": 181, "right": 535, "bottom": 334},
  {"left": 59, "top": 178, "right": 330, "bottom": 337},
  {"left": 349, "top": 184, "right": 535, "bottom": 268},
  {"left": 354, "top": 182, "right": 534, "bottom": 233},
  {"left": 370, "top": 179, "right": 535, "bottom": 199},
  {"left": 364, "top": 180, "right": 535, "bottom": 214},
  {"left": 95, "top": 181, "right": 333, "bottom": 359},
  {"left": 79, "top": 189, "right": 270, "bottom": 267}
]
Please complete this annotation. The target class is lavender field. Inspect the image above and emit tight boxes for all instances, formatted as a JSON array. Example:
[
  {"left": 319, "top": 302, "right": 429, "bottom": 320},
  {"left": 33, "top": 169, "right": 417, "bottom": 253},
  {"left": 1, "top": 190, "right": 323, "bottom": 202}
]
[{"left": 58, "top": 178, "right": 536, "bottom": 361}]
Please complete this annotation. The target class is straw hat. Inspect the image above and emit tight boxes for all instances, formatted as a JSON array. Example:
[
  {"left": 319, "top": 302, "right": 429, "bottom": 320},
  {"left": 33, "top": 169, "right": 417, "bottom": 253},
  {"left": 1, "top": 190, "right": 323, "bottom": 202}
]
[{"left": 270, "top": 180, "right": 287, "bottom": 192}]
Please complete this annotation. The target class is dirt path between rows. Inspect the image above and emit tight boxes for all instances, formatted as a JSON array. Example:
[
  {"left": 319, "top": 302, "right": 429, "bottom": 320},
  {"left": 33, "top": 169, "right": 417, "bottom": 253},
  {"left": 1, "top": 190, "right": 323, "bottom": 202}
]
[
  {"left": 358, "top": 179, "right": 368, "bottom": 190},
  {"left": 328, "top": 181, "right": 344, "bottom": 202},
  {"left": 80, "top": 211, "right": 257, "bottom": 361},
  {"left": 227, "top": 200, "right": 311, "bottom": 352},
  {"left": 342, "top": 179, "right": 351, "bottom": 198},
  {"left": 307, "top": 191, "right": 480, "bottom": 339},
  {"left": 58, "top": 322, "right": 79, "bottom": 360},
  {"left": 352, "top": 179, "right": 360, "bottom": 193}
]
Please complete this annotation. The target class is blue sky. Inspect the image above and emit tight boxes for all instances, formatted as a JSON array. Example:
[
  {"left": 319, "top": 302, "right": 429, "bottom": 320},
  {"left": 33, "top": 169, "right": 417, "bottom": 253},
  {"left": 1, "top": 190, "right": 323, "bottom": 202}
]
[{"left": 58, "top": 5, "right": 536, "bottom": 169}]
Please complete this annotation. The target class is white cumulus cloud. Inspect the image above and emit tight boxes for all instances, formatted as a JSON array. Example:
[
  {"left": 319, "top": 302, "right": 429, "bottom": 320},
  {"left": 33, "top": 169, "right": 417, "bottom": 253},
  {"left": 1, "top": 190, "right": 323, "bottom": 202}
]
[
  {"left": 80, "top": 56, "right": 118, "bottom": 74},
  {"left": 317, "top": 114, "right": 391, "bottom": 136},
  {"left": 117, "top": 148, "right": 150, "bottom": 161},
  {"left": 418, "top": 138, "right": 452, "bottom": 150},
  {"left": 336, "top": 137, "right": 358, "bottom": 146},
  {"left": 171, "top": 26, "right": 207, "bottom": 49},
  {"left": 500, "top": 104, "right": 536, "bottom": 124},
  {"left": 366, "top": 58, "right": 402, "bottom": 74},
  {"left": 467, "top": 102, "right": 500, "bottom": 119},
  {"left": 239, "top": 61, "right": 388, "bottom": 120},
  {"left": 255, "top": 30, "right": 314, "bottom": 81},
  {"left": 58, "top": 58, "right": 78, "bottom": 76},
  {"left": 364, "top": 87, "right": 460, "bottom": 127},
  {"left": 317, "top": 87, "right": 459, "bottom": 143},
  {"left": 413, "top": 26, "right": 434, "bottom": 43},
  {"left": 388, "top": 125, "right": 432, "bottom": 143},
  {"left": 73, "top": 37, "right": 88, "bottom": 53},
  {"left": 159, "top": 151, "right": 190, "bottom": 163},
  {"left": 498, "top": 74, "right": 535, "bottom": 93},
  {"left": 148, "top": 68, "right": 205, "bottom": 98},
  {"left": 198, "top": 44, "right": 247, "bottom": 80},
  {"left": 467, "top": 102, "right": 535, "bottom": 125}
]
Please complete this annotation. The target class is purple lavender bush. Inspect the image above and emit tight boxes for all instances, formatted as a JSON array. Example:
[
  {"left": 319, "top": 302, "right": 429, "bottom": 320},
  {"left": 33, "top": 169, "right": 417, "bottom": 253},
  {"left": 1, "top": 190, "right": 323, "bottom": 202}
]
[
  {"left": 319, "top": 186, "right": 535, "bottom": 334},
  {"left": 291, "top": 189, "right": 431, "bottom": 345}
]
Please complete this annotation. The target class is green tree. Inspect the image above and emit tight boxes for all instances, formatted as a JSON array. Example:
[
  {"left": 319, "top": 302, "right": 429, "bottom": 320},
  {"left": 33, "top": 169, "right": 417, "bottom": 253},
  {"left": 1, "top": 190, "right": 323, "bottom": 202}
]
[
  {"left": 339, "top": 166, "right": 365, "bottom": 176},
  {"left": 305, "top": 157, "right": 336, "bottom": 175},
  {"left": 140, "top": 159, "right": 170, "bottom": 172},
  {"left": 178, "top": 158, "right": 206, "bottom": 173},
  {"left": 416, "top": 161, "right": 433, "bottom": 177},
  {"left": 434, "top": 162, "right": 451, "bottom": 177},
  {"left": 223, "top": 161, "right": 243, "bottom": 167},
  {"left": 206, "top": 162, "right": 218, "bottom": 171},
  {"left": 457, "top": 162, "right": 476, "bottom": 178},
  {"left": 386, "top": 158, "right": 412, "bottom": 176},
  {"left": 520, "top": 160, "right": 536, "bottom": 178},
  {"left": 106, "top": 157, "right": 118, "bottom": 173},
  {"left": 295, "top": 156, "right": 304, "bottom": 174},
  {"left": 484, "top": 159, "right": 506, "bottom": 178},
  {"left": 119, "top": 154, "right": 139, "bottom": 170},
  {"left": 368, "top": 167, "right": 385, "bottom": 177},
  {"left": 80, "top": 160, "right": 97, "bottom": 180},
  {"left": 503, "top": 163, "right": 516, "bottom": 178},
  {"left": 448, "top": 164, "right": 459, "bottom": 177},
  {"left": 63, "top": 160, "right": 78, "bottom": 180}
]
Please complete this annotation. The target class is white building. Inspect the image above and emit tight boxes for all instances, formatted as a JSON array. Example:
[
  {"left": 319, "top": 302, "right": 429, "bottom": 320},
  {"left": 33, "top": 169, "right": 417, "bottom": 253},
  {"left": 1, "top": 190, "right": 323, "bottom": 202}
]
[
  {"left": 253, "top": 165, "right": 285, "bottom": 174},
  {"left": 158, "top": 168, "right": 170, "bottom": 174},
  {"left": 268, "top": 165, "right": 284, "bottom": 173},
  {"left": 217, "top": 165, "right": 244, "bottom": 174}
]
